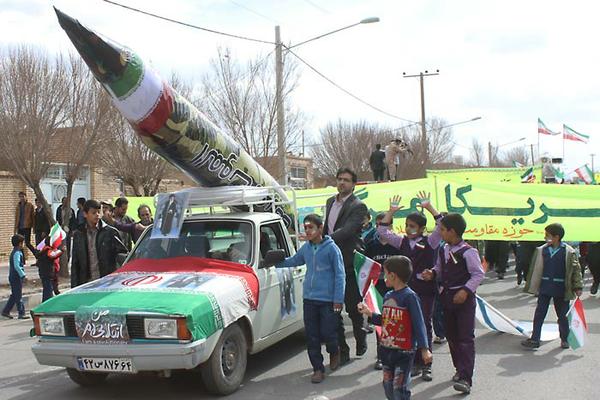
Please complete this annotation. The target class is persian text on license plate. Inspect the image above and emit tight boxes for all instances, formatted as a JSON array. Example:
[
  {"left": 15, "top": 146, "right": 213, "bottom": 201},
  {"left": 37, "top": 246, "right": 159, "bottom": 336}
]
[{"left": 77, "top": 357, "right": 135, "bottom": 373}]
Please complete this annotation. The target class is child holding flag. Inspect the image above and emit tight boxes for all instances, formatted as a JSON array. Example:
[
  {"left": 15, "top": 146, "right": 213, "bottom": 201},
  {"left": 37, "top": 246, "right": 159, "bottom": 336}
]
[
  {"left": 377, "top": 191, "right": 442, "bottom": 381},
  {"left": 422, "top": 214, "right": 484, "bottom": 394},
  {"left": 276, "top": 214, "right": 345, "bottom": 384},
  {"left": 358, "top": 255, "right": 431, "bottom": 400},
  {"left": 522, "top": 223, "right": 583, "bottom": 350}
]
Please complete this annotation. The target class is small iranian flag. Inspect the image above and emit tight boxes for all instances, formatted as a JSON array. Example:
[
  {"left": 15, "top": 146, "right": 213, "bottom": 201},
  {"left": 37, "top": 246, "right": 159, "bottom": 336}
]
[
  {"left": 574, "top": 165, "right": 596, "bottom": 184},
  {"left": 538, "top": 118, "right": 559, "bottom": 136},
  {"left": 512, "top": 160, "right": 524, "bottom": 168},
  {"left": 563, "top": 124, "right": 589, "bottom": 143},
  {"left": 520, "top": 167, "right": 535, "bottom": 183},
  {"left": 567, "top": 298, "right": 588, "bottom": 350},
  {"left": 354, "top": 252, "right": 382, "bottom": 297},
  {"left": 49, "top": 223, "right": 67, "bottom": 249},
  {"left": 364, "top": 283, "right": 384, "bottom": 336}
]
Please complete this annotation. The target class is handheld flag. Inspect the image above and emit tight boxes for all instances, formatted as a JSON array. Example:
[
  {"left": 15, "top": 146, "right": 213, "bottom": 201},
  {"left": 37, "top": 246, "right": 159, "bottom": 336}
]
[
  {"left": 567, "top": 297, "right": 588, "bottom": 350},
  {"left": 354, "top": 252, "right": 381, "bottom": 297},
  {"left": 563, "top": 124, "right": 589, "bottom": 143},
  {"left": 48, "top": 223, "right": 67, "bottom": 249}
]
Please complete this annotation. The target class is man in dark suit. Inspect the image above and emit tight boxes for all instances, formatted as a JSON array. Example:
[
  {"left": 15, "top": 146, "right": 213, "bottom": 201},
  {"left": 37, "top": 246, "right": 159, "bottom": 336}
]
[{"left": 324, "top": 167, "right": 369, "bottom": 364}]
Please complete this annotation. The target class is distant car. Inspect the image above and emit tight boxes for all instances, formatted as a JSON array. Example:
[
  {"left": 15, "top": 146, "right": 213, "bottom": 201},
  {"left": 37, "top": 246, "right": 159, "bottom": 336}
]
[{"left": 30, "top": 187, "right": 306, "bottom": 395}]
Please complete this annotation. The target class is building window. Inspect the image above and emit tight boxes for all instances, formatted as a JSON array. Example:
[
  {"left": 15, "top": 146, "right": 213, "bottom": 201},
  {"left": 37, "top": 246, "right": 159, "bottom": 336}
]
[
  {"left": 43, "top": 164, "right": 89, "bottom": 182},
  {"left": 290, "top": 167, "right": 307, "bottom": 179}
]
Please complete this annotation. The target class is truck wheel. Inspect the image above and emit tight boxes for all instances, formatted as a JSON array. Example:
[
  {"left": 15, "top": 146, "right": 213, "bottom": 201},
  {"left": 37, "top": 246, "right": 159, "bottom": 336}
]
[
  {"left": 66, "top": 368, "right": 108, "bottom": 386},
  {"left": 200, "top": 323, "right": 247, "bottom": 395}
]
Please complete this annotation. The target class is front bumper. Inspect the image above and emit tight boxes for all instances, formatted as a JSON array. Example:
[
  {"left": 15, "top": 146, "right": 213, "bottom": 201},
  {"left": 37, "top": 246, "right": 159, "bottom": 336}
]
[{"left": 31, "top": 336, "right": 218, "bottom": 371}]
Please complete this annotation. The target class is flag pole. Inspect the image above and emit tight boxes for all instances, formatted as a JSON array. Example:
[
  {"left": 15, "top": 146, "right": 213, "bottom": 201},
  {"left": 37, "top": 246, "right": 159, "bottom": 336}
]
[{"left": 562, "top": 125, "right": 565, "bottom": 161}]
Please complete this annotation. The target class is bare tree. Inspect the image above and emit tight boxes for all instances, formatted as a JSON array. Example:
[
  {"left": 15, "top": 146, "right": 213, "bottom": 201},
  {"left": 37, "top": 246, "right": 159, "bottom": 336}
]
[
  {"left": 199, "top": 48, "right": 305, "bottom": 175},
  {"left": 60, "top": 55, "right": 113, "bottom": 228},
  {"left": 469, "top": 138, "right": 485, "bottom": 167},
  {"left": 501, "top": 146, "right": 530, "bottom": 167},
  {"left": 0, "top": 46, "right": 68, "bottom": 225},
  {"left": 311, "top": 120, "right": 395, "bottom": 179}
]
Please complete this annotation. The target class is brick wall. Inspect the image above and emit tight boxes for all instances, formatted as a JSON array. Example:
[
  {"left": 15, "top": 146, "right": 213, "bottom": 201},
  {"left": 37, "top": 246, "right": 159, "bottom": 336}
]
[{"left": 0, "top": 171, "right": 34, "bottom": 262}]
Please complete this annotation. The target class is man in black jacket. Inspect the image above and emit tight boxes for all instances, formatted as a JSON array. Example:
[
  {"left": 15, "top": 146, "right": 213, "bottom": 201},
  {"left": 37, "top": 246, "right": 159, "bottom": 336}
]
[
  {"left": 324, "top": 167, "right": 369, "bottom": 364},
  {"left": 71, "top": 199, "right": 128, "bottom": 288},
  {"left": 369, "top": 144, "right": 386, "bottom": 182}
]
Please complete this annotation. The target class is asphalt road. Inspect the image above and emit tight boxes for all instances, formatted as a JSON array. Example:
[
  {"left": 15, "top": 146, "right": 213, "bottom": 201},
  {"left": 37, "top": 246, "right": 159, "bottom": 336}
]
[{"left": 1, "top": 269, "right": 598, "bottom": 400}]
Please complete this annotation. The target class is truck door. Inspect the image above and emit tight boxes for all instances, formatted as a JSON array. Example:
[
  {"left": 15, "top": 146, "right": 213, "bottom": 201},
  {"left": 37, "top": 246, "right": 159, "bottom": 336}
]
[{"left": 255, "top": 221, "right": 304, "bottom": 339}]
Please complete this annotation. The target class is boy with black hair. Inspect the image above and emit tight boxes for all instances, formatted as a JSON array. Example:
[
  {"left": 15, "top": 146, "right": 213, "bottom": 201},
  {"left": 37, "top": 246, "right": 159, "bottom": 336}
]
[
  {"left": 276, "top": 214, "right": 346, "bottom": 384},
  {"left": 377, "top": 191, "right": 442, "bottom": 381},
  {"left": 522, "top": 223, "right": 583, "bottom": 349},
  {"left": 1, "top": 234, "right": 29, "bottom": 319},
  {"left": 365, "top": 212, "right": 402, "bottom": 370},
  {"left": 357, "top": 255, "right": 431, "bottom": 400},
  {"left": 422, "top": 213, "right": 484, "bottom": 394}
]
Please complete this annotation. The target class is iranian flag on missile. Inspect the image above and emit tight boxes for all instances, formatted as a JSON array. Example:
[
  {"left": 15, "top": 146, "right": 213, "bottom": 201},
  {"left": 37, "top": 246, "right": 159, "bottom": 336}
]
[
  {"left": 574, "top": 165, "right": 596, "bottom": 184},
  {"left": 49, "top": 223, "right": 67, "bottom": 248},
  {"left": 354, "top": 252, "right": 382, "bottom": 297},
  {"left": 567, "top": 298, "right": 588, "bottom": 350},
  {"left": 563, "top": 124, "right": 589, "bottom": 143}
]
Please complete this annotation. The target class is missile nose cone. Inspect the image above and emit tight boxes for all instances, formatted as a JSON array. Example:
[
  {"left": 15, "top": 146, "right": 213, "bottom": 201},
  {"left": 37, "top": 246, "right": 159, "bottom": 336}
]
[{"left": 54, "top": 7, "right": 127, "bottom": 84}]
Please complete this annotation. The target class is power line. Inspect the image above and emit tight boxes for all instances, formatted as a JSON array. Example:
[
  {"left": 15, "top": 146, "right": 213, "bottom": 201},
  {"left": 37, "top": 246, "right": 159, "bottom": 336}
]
[
  {"left": 285, "top": 47, "right": 418, "bottom": 123},
  {"left": 227, "top": 0, "right": 279, "bottom": 24},
  {"left": 302, "top": 0, "right": 332, "bottom": 14},
  {"left": 102, "top": 0, "right": 275, "bottom": 45}
]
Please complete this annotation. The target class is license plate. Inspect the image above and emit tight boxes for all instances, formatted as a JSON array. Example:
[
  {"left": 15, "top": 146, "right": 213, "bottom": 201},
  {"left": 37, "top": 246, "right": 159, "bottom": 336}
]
[{"left": 77, "top": 357, "right": 135, "bottom": 373}]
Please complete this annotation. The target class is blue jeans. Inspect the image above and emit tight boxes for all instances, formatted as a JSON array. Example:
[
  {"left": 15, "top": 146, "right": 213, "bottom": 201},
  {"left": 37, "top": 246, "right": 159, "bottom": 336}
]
[
  {"left": 381, "top": 348, "right": 415, "bottom": 400},
  {"left": 41, "top": 277, "right": 54, "bottom": 303},
  {"left": 532, "top": 294, "right": 569, "bottom": 341},
  {"left": 303, "top": 299, "right": 339, "bottom": 372},
  {"left": 2, "top": 275, "right": 25, "bottom": 317}
]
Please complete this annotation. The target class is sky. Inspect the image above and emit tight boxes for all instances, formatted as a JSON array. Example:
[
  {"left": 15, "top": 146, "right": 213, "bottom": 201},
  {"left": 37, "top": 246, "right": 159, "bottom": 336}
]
[{"left": 1, "top": 0, "right": 599, "bottom": 174}]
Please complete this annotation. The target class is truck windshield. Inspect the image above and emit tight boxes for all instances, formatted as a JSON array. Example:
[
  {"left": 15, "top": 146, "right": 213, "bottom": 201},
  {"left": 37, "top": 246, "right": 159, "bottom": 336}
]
[{"left": 128, "top": 220, "right": 253, "bottom": 265}]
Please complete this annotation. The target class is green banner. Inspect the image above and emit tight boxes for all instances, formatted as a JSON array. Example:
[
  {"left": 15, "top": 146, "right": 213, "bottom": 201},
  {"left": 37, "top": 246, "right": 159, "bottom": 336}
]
[
  {"left": 427, "top": 166, "right": 543, "bottom": 184},
  {"left": 119, "top": 174, "right": 600, "bottom": 241}
]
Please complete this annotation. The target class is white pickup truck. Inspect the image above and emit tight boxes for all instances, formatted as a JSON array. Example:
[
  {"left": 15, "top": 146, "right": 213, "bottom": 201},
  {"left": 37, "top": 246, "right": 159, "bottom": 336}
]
[{"left": 30, "top": 186, "right": 306, "bottom": 395}]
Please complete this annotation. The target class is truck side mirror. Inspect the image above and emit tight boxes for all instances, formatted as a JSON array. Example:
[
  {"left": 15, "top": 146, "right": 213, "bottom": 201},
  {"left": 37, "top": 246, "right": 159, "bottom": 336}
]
[{"left": 261, "top": 249, "right": 286, "bottom": 268}]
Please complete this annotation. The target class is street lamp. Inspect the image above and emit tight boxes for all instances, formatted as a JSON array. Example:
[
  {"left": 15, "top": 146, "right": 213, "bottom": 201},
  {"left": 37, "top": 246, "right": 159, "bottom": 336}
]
[
  {"left": 275, "top": 17, "right": 380, "bottom": 184},
  {"left": 488, "top": 137, "right": 526, "bottom": 166},
  {"left": 437, "top": 116, "right": 482, "bottom": 131}
]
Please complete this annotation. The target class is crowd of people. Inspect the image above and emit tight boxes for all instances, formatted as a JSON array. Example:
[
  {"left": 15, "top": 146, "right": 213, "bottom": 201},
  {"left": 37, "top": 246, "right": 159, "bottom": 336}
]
[{"left": 2, "top": 193, "right": 154, "bottom": 319}]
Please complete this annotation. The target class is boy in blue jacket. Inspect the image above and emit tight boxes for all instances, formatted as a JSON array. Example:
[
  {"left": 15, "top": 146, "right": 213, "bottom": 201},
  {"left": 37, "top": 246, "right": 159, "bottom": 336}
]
[
  {"left": 2, "top": 234, "right": 29, "bottom": 319},
  {"left": 277, "top": 214, "right": 346, "bottom": 384},
  {"left": 358, "top": 255, "right": 431, "bottom": 400}
]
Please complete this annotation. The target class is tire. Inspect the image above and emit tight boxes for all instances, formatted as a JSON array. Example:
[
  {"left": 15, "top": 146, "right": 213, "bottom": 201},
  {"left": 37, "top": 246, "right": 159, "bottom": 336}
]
[
  {"left": 66, "top": 368, "right": 108, "bottom": 387},
  {"left": 200, "top": 323, "right": 248, "bottom": 395}
]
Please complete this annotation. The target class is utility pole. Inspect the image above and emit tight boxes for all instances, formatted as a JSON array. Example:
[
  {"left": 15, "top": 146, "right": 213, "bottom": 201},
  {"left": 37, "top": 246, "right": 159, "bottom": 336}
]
[
  {"left": 403, "top": 70, "right": 439, "bottom": 169},
  {"left": 275, "top": 26, "right": 287, "bottom": 185},
  {"left": 530, "top": 143, "right": 535, "bottom": 166},
  {"left": 488, "top": 141, "right": 493, "bottom": 167}
]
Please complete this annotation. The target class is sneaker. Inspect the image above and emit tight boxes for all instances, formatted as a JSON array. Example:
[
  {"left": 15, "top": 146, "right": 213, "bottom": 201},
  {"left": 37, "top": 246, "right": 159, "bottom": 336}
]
[
  {"left": 433, "top": 336, "right": 446, "bottom": 344},
  {"left": 560, "top": 341, "right": 570, "bottom": 349},
  {"left": 310, "top": 370, "right": 325, "bottom": 384},
  {"left": 329, "top": 351, "right": 341, "bottom": 371},
  {"left": 421, "top": 366, "right": 432, "bottom": 381},
  {"left": 453, "top": 379, "right": 471, "bottom": 394},
  {"left": 497, "top": 272, "right": 505, "bottom": 280},
  {"left": 374, "top": 359, "right": 383, "bottom": 370},
  {"left": 356, "top": 340, "right": 368, "bottom": 356},
  {"left": 452, "top": 371, "right": 460, "bottom": 382},
  {"left": 517, "top": 275, "right": 523, "bottom": 286},
  {"left": 1, "top": 312, "right": 13, "bottom": 319},
  {"left": 18, "top": 315, "right": 30, "bottom": 320},
  {"left": 521, "top": 338, "right": 540, "bottom": 349},
  {"left": 591, "top": 282, "right": 599, "bottom": 295},
  {"left": 410, "top": 366, "right": 421, "bottom": 377}
]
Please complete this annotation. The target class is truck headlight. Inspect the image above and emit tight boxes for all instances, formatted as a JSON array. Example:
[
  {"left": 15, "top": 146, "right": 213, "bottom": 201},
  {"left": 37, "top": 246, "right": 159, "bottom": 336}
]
[
  {"left": 38, "top": 317, "right": 65, "bottom": 336},
  {"left": 144, "top": 318, "right": 178, "bottom": 339}
]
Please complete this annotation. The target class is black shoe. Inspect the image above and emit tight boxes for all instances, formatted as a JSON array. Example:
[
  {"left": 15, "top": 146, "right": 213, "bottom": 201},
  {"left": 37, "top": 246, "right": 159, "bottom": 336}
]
[
  {"left": 560, "top": 341, "right": 570, "bottom": 349},
  {"left": 356, "top": 340, "right": 367, "bottom": 356},
  {"left": 410, "top": 366, "right": 421, "bottom": 377},
  {"left": 497, "top": 272, "right": 505, "bottom": 280},
  {"left": 340, "top": 351, "right": 350, "bottom": 366},
  {"left": 18, "top": 315, "right": 30, "bottom": 320},
  {"left": 591, "top": 282, "right": 599, "bottom": 295},
  {"left": 54, "top": 290, "right": 61, "bottom": 295},
  {"left": 452, "top": 371, "right": 460, "bottom": 382},
  {"left": 421, "top": 366, "right": 432, "bottom": 381},
  {"left": 521, "top": 338, "right": 540, "bottom": 349},
  {"left": 517, "top": 275, "right": 523, "bottom": 285},
  {"left": 453, "top": 379, "right": 471, "bottom": 394},
  {"left": 374, "top": 359, "right": 383, "bottom": 370},
  {"left": 1, "top": 312, "right": 13, "bottom": 319}
]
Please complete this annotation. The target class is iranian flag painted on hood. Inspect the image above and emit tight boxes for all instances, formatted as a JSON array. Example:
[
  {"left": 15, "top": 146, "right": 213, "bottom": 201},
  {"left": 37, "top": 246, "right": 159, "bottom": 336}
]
[
  {"left": 567, "top": 298, "right": 588, "bottom": 350},
  {"left": 354, "top": 252, "right": 382, "bottom": 297}
]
